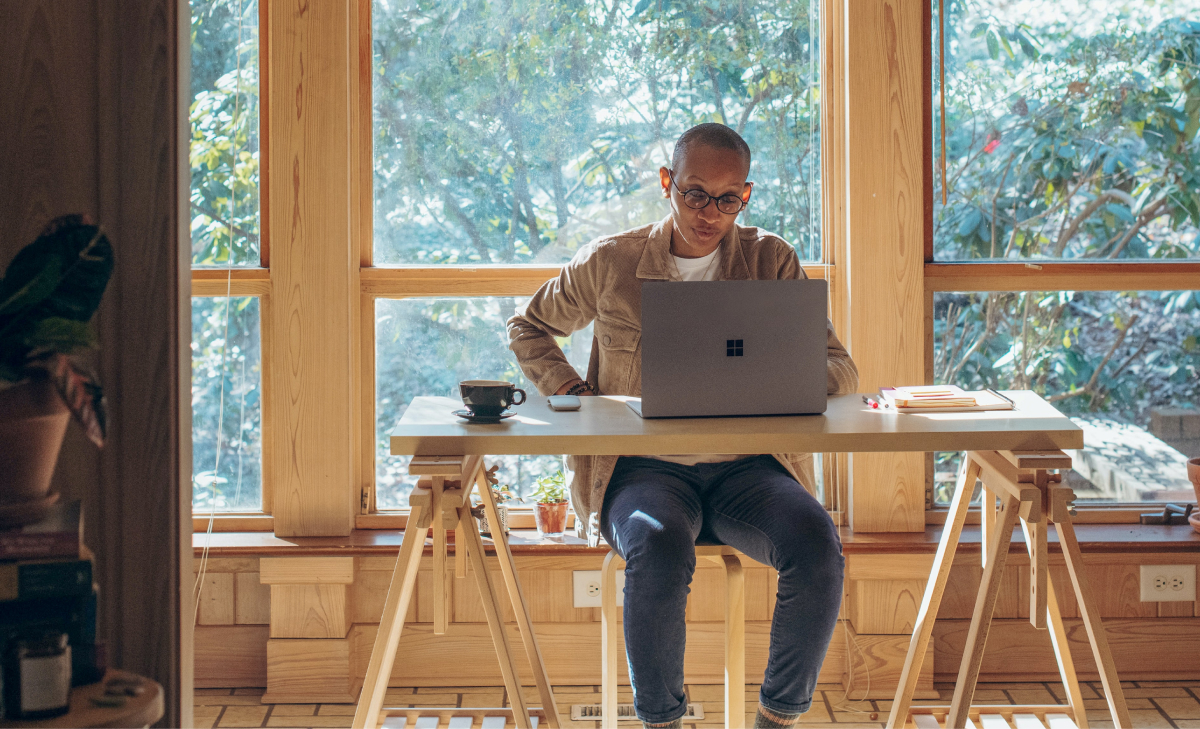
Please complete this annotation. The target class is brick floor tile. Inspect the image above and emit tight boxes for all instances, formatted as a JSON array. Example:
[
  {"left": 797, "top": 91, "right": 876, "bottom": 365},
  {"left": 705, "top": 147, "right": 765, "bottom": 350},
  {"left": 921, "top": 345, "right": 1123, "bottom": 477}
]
[
  {"left": 1083, "top": 697, "right": 1155, "bottom": 711},
  {"left": 1155, "top": 696, "right": 1200, "bottom": 720},
  {"left": 268, "top": 705, "right": 317, "bottom": 716},
  {"left": 1120, "top": 709, "right": 1173, "bottom": 728},
  {"left": 1122, "top": 687, "right": 1194, "bottom": 698},
  {"left": 217, "top": 705, "right": 270, "bottom": 727},
  {"left": 459, "top": 691, "right": 507, "bottom": 707},
  {"left": 198, "top": 694, "right": 267, "bottom": 706},
  {"left": 267, "top": 715, "right": 350, "bottom": 728},
  {"left": 194, "top": 706, "right": 223, "bottom": 729},
  {"left": 1006, "top": 687, "right": 1061, "bottom": 705}
]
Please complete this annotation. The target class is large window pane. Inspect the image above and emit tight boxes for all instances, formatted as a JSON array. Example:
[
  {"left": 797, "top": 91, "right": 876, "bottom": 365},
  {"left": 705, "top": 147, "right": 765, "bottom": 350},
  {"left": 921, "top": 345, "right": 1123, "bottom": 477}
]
[
  {"left": 933, "top": 1, "right": 1200, "bottom": 261},
  {"left": 376, "top": 298, "right": 593, "bottom": 508},
  {"left": 190, "top": 0, "right": 261, "bottom": 266},
  {"left": 931, "top": 290, "right": 1199, "bottom": 504},
  {"left": 192, "top": 297, "right": 264, "bottom": 512},
  {"left": 372, "top": 0, "right": 822, "bottom": 265}
]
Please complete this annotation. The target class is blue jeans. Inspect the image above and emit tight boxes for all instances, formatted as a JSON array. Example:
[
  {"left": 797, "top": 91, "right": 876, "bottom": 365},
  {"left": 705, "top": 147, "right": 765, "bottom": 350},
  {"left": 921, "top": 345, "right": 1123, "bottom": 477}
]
[{"left": 600, "top": 455, "right": 843, "bottom": 724}]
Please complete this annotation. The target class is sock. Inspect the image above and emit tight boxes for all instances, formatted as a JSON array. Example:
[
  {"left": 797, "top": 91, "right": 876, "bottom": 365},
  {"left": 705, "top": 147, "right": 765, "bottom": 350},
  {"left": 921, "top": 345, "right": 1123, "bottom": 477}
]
[
  {"left": 754, "top": 704, "right": 803, "bottom": 728},
  {"left": 642, "top": 719, "right": 682, "bottom": 728}
]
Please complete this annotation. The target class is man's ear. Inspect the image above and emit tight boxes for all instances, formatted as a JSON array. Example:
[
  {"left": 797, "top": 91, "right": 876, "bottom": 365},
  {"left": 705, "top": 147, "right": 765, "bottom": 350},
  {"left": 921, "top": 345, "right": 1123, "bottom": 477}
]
[
  {"left": 741, "top": 181, "right": 754, "bottom": 204},
  {"left": 659, "top": 167, "right": 671, "bottom": 195}
]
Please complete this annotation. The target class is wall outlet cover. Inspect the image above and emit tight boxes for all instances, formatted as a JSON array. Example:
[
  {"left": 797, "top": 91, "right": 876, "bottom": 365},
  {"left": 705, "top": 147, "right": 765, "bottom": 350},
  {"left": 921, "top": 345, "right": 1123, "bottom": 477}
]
[
  {"left": 572, "top": 569, "right": 625, "bottom": 608},
  {"left": 1139, "top": 564, "right": 1197, "bottom": 602}
]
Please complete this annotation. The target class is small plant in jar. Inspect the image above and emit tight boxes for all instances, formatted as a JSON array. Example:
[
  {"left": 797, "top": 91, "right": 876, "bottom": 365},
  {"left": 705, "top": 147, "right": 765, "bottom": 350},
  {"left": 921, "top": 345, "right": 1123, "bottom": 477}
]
[
  {"left": 530, "top": 471, "right": 568, "bottom": 538},
  {"left": 476, "top": 464, "right": 513, "bottom": 537}
]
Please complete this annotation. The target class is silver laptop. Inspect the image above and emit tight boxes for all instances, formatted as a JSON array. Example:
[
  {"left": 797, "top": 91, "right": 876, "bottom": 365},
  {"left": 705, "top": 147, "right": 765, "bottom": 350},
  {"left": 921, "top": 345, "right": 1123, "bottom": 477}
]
[{"left": 630, "top": 279, "right": 828, "bottom": 418}]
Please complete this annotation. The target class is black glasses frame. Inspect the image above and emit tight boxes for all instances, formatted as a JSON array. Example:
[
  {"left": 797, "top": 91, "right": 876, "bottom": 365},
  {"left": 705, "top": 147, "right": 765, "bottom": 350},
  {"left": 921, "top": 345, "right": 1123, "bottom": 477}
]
[{"left": 667, "top": 171, "right": 749, "bottom": 215}]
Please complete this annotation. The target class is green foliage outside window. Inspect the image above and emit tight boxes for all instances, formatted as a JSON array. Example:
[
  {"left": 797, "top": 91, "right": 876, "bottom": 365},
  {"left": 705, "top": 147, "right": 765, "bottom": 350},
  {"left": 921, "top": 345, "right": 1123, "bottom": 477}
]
[
  {"left": 375, "top": 298, "right": 592, "bottom": 507},
  {"left": 935, "top": 1, "right": 1199, "bottom": 261},
  {"left": 190, "top": 0, "right": 264, "bottom": 512},
  {"left": 372, "top": 0, "right": 823, "bottom": 265},
  {"left": 192, "top": 297, "right": 263, "bottom": 512},
  {"left": 190, "top": 0, "right": 260, "bottom": 267},
  {"left": 933, "top": 1, "right": 1200, "bottom": 505}
]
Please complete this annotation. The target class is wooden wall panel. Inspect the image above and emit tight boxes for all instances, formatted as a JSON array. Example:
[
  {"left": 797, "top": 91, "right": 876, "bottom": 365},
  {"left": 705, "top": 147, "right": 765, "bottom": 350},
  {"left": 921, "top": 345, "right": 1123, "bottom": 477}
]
[
  {"left": 235, "top": 572, "right": 272, "bottom": 625},
  {"left": 1090, "top": 564, "right": 1157, "bottom": 618},
  {"left": 347, "top": 621, "right": 848, "bottom": 688},
  {"left": 843, "top": 625, "right": 938, "bottom": 700},
  {"left": 0, "top": 1, "right": 192, "bottom": 725},
  {"left": 197, "top": 573, "right": 236, "bottom": 625},
  {"left": 845, "top": 0, "right": 927, "bottom": 533},
  {"left": 195, "top": 551, "right": 1200, "bottom": 689},
  {"left": 848, "top": 580, "right": 926, "bottom": 634},
  {"left": 195, "top": 626, "right": 269, "bottom": 688},
  {"left": 270, "top": 584, "right": 353, "bottom": 638},
  {"left": 268, "top": 0, "right": 357, "bottom": 537},
  {"left": 934, "top": 618, "right": 1200, "bottom": 682}
]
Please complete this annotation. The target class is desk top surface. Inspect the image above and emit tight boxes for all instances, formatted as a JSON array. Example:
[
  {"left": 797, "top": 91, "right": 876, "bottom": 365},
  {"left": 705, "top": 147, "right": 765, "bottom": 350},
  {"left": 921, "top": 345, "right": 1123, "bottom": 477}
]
[{"left": 389, "top": 391, "right": 1083, "bottom": 456}]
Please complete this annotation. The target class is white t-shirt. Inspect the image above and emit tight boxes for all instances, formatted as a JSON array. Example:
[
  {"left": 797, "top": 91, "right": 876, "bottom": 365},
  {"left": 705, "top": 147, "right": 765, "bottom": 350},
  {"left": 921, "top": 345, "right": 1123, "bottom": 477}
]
[
  {"left": 647, "top": 249, "right": 751, "bottom": 467},
  {"left": 672, "top": 248, "right": 721, "bottom": 281}
]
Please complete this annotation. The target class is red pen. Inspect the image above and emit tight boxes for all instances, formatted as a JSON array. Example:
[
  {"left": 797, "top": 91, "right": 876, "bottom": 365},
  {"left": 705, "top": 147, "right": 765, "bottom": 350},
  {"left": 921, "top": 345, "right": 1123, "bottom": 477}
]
[{"left": 862, "top": 395, "right": 879, "bottom": 409}]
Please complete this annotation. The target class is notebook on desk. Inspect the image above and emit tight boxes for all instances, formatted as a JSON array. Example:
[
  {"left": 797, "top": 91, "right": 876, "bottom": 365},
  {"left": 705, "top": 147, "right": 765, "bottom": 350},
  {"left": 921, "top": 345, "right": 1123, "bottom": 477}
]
[
  {"left": 879, "top": 385, "right": 1016, "bottom": 413},
  {"left": 630, "top": 279, "right": 829, "bottom": 418}
]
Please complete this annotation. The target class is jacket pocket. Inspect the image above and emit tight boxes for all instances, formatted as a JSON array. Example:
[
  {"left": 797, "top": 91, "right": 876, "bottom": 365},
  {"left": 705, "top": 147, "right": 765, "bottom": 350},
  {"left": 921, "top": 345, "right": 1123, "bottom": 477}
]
[{"left": 595, "top": 320, "right": 640, "bottom": 395}]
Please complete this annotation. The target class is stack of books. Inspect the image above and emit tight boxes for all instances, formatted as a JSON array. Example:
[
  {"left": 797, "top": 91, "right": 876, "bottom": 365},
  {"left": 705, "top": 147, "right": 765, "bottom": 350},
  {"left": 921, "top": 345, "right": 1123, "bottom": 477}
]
[
  {"left": 0, "top": 501, "right": 103, "bottom": 687},
  {"left": 878, "top": 385, "right": 1016, "bottom": 412}
]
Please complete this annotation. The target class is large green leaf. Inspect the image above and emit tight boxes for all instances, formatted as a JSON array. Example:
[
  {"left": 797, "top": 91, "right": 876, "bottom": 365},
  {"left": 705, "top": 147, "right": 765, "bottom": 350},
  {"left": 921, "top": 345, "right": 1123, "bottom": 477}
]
[
  {"left": 23, "top": 317, "right": 97, "bottom": 356},
  {"left": 0, "top": 217, "right": 115, "bottom": 335}
]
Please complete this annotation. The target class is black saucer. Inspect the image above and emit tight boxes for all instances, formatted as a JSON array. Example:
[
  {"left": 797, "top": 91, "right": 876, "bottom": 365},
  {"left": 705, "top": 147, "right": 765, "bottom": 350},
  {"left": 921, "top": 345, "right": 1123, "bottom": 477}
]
[{"left": 453, "top": 408, "right": 516, "bottom": 424}]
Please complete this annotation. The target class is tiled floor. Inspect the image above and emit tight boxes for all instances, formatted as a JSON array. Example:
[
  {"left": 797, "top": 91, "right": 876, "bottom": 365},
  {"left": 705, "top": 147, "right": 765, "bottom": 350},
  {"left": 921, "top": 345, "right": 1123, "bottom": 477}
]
[{"left": 194, "top": 680, "right": 1200, "bottom": 728}]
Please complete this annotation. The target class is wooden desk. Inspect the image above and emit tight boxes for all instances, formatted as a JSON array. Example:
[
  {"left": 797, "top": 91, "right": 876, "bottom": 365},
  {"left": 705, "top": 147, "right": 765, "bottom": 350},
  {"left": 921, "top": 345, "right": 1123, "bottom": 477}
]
[
  {"left": 391, "top": 392, "right": 1084, "bottom": 455},
  {"left": 376, "top": 392, "right": 1126, "bottom": 729}
]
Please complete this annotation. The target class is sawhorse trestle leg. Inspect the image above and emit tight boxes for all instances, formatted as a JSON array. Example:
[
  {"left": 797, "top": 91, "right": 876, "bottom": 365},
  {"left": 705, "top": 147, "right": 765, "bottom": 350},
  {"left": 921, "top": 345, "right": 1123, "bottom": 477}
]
[
  {"left": 888, "top": 450, "right": 1131, "bottom": 729},
  {"left": 352, "top": 456, "right": 561, "bottom": 729}
]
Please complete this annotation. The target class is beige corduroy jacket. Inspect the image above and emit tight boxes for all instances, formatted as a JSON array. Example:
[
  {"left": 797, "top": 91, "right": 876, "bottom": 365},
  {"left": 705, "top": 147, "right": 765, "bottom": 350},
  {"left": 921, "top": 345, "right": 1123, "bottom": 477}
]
[{"left": 507, "top": 216, "right": 859, "bottom": 546}]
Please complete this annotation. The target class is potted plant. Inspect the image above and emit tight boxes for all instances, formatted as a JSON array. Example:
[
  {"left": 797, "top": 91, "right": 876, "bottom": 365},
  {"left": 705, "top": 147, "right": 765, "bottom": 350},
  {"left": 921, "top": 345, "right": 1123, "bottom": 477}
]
[
  {"left": 530, "top": 471, "right": 568, "bottom": 538},
  {"left": 0, "top": 216, "right": 113, "bottom": 528}
]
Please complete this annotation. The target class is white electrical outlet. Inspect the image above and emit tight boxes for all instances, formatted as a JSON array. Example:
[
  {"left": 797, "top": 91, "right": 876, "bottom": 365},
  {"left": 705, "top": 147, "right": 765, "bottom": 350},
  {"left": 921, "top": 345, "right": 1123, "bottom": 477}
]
[
  {"left": 1139, "top": 564, "right": 1196, "bottom": 602},
  {"left": 572, "top": 569, "right": 625, "bottom": 608}
]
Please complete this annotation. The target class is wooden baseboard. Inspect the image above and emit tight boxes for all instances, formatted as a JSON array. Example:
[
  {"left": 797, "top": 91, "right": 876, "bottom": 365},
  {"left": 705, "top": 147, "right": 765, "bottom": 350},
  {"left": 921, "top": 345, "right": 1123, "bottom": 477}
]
[
  {"left": 346, "top": 621, "right": 848, "bottom": 687},
  {"left": 933, "top": 617, "right": 1200, "bottom": 681}
]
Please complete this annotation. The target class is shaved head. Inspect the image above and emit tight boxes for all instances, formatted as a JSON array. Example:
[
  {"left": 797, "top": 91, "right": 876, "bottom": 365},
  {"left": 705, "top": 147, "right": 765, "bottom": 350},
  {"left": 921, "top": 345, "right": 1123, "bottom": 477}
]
[{"left": 671, "top": 123, "right": 751, "bottom": 171}]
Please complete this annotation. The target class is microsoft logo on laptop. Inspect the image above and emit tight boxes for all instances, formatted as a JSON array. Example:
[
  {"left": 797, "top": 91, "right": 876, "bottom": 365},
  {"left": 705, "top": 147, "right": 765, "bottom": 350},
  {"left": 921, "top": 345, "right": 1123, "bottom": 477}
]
[{"left": 726, "top": 339, "right": 744, "bottom": 357}]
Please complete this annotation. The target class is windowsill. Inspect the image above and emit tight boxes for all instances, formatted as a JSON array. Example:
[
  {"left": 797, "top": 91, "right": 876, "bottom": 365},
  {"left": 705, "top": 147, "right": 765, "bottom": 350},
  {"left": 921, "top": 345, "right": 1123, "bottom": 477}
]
[{"left": 191, "top": 523, "right": 1200, "bottom": 556}]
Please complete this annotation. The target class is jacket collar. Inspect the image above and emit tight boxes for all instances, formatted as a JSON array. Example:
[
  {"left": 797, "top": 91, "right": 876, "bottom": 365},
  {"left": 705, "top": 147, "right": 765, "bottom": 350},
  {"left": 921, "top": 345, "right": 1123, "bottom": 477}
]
[{"left": 635, "top": 215, "right": 753, "bottom": 281}]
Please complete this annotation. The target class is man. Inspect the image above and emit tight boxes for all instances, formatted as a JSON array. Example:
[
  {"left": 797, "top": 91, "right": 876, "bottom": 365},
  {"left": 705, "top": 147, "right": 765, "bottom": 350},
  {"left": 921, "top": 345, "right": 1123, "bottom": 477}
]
[{"left": 508, "top": 123, "right": 858, "bottom": 729}]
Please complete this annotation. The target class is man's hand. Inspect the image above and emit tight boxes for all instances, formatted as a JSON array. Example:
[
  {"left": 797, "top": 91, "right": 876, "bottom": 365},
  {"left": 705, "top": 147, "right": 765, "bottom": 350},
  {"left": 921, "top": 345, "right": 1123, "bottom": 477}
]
[{"left": 555, "top": 378, "right": 597, "bottom": 396}]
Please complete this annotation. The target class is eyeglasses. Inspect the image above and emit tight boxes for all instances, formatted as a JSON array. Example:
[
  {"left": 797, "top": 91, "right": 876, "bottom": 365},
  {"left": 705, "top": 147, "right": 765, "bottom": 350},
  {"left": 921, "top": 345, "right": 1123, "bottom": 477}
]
[{"left": 668, "top": 171, "right": 750, "bottom": 215}]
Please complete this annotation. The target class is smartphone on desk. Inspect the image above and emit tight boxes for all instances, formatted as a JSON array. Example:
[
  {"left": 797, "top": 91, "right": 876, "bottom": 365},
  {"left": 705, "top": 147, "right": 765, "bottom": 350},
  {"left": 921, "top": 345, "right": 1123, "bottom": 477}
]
[{"left": 548, "top": 395, "right": 581, "bottom": 411}]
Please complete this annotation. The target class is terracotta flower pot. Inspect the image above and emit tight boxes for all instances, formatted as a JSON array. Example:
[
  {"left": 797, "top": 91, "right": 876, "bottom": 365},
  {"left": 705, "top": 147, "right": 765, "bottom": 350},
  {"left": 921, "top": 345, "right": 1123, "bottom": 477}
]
[
  {"left": 0, "top": 377, "right": 70, "bottom": 528},
  {"left": 533, "top": 501, "right": 568, "bottom": 538},
  {"left": 1188, "top": 458, "right": 1200, "bottom": 535}
]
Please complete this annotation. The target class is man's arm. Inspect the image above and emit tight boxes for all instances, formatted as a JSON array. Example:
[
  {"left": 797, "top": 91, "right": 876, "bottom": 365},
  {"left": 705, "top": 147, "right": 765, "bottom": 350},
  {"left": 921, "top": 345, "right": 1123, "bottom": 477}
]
[
  {"left": 776, "top": 244, "right": 860, "bottom": 396},
  {"left": 507, "top": 243, "right": 603, "bottom": 396}
]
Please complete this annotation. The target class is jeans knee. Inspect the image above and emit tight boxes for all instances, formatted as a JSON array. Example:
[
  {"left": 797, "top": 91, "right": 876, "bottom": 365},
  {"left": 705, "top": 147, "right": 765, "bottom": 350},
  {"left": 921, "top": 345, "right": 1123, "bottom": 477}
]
[
  {"left": 774, "top": 507, "right": 842, "bottom": 578},
  {"left": 621, "top": 519, "right": 695, "bottom": 577}
]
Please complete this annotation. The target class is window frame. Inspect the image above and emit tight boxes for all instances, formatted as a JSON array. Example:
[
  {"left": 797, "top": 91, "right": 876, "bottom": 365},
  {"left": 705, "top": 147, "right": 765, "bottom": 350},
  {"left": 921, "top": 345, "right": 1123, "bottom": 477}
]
[
  {"left": 188, "top": 0, "right": 1200, "bottom": 533},
  {"left": 190, "top": 0, "right": 273, "bottom": 531},
  {"left": 354, "top": 0, "right": 848, "bottom": 528},
  {"left": 921, "top": 1, "right": 1200, "bottom": 524}
]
